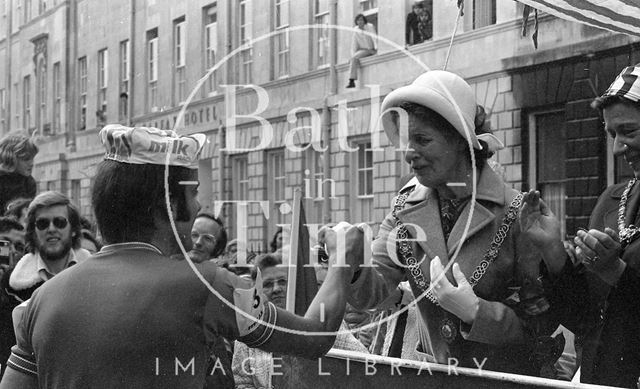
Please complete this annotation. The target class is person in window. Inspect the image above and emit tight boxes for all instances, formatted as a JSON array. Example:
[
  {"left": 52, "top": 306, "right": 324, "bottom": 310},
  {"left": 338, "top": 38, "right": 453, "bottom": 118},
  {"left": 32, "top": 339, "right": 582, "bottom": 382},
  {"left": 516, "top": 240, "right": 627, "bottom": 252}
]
[
  {"left": 346, "top": 14, "right": 377, "bottom": 89},
  {"left": 417, "top": 4, "right": 432, "bottom": 42},
  {"left": 534, "top": 63, "right": 640, "bottom": 387},
  {"left": 0, "top": 131, "right": 38, "bottom": 214},
  {"left": 337, "top": 70, "right": 566, "bottom": 375},
  {"left": 405, "top": 2, "right": 424, "bottom": 47}
]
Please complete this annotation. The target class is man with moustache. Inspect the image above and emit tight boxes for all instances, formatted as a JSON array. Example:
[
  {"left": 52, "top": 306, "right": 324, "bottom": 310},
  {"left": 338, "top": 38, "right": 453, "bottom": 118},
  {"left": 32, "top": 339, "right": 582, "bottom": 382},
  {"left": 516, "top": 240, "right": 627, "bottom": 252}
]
[{"left": 6, "top": 191, "right": 90, "bottom": 303}]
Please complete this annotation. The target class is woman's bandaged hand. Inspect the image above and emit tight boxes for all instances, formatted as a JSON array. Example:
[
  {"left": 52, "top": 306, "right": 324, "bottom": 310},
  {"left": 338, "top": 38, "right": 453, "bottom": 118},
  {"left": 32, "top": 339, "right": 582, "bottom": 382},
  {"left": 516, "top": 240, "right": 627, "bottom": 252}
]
[{"left": 430, "top": 257, "right": 479, "bottom": 324}]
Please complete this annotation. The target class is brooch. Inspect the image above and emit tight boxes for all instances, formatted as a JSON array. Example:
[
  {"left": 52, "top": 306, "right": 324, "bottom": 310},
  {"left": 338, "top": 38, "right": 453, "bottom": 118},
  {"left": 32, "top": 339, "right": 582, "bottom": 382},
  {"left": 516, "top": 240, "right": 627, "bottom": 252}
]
[{"left": 440, "top": 317, "right": 458, "bottom": 344}]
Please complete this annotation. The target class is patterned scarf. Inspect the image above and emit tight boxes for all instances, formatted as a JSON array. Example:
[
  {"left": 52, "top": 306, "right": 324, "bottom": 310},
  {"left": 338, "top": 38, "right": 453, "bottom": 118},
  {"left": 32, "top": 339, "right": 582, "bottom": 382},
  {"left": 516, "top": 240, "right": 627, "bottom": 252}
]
[{"left": 439, "top": 197, "right": 469, "bottom": 241}]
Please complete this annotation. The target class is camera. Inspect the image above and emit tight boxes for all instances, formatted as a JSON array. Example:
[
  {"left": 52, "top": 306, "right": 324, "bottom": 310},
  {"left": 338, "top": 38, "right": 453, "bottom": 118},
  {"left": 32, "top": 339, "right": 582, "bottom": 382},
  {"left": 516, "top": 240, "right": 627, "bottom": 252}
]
[
  {"left": 0, "top": 240, "right": 11, "bottom": 266},
  {"left": 312, "top": 244, "right": 329, "bottom": 264}
]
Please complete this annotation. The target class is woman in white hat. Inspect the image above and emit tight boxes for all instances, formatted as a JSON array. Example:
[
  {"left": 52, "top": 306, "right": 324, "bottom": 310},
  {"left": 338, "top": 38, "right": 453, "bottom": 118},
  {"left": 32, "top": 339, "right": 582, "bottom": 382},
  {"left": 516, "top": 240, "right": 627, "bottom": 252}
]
[{"left": 346, "top": 70, "right": 566, "bottom": 376}]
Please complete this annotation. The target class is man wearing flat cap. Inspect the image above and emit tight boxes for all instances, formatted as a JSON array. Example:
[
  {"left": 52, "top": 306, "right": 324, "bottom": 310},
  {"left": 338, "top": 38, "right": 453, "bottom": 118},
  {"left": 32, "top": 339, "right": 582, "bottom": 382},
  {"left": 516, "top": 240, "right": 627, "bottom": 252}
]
[
  {"left": 0, "top": 125, "right": 359, "bottom": 388},
  {"left": 534, "top": 64, "right": 640, "bottom": 387}
]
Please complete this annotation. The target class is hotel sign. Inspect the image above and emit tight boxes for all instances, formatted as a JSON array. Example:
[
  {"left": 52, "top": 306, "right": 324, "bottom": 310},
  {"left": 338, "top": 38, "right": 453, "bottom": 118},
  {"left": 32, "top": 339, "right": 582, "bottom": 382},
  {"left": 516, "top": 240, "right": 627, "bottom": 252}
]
[{"left": 138, "top": 103, "right": 221, "bottom": 132}]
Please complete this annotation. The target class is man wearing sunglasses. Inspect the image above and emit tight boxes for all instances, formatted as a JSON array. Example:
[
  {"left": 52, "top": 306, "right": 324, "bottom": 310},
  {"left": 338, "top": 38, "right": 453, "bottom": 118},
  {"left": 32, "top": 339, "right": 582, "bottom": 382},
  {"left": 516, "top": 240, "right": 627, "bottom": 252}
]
[{"left": 6, "top": 191, "right": 90, "bottom": 303}]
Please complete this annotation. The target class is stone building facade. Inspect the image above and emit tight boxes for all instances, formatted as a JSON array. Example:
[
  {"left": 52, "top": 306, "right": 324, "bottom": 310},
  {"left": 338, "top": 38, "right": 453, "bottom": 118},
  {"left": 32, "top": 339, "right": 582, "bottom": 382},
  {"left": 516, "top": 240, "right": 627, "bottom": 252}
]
[{"left": 0, "top": 0, "right": 638, "bottom": 249}]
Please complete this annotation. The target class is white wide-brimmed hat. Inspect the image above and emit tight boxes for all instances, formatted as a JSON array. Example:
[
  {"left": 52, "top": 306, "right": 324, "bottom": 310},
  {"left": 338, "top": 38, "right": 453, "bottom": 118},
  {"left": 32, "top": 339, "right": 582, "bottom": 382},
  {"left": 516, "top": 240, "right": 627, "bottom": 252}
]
[{"left": 380, "top": 70, "right": 503, "bottom": 152}]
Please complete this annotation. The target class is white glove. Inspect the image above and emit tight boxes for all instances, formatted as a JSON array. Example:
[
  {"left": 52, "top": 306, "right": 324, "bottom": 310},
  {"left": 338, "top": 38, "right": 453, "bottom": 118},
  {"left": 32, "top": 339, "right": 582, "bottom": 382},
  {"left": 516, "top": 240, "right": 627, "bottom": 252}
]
[{"left": 430, "top": 257, "right": 479, "bottom": 324}]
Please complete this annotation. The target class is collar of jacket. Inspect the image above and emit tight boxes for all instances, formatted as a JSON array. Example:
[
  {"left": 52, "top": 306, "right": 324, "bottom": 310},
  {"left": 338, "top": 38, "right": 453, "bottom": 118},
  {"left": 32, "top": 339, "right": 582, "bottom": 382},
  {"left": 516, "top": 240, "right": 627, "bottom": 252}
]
[
  {"left": 606, "top": 178, "right": 640, "bottom": 200},
  {"left": 396, "top": 164, "right": 507, "bottom": 259},
  {"left": 399, "top": 164, "right": 505, "bottom": 205},
  {"left": 602, "top": 180, "right": 640, "bottom": 229},
  {"left": 9, "top": 248, "right": 91, "bottom": 291}
]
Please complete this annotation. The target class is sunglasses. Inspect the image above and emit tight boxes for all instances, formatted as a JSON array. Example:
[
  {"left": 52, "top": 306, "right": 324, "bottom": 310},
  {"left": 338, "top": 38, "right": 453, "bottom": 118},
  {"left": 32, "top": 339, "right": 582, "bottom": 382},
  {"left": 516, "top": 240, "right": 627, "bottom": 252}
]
[{"left": 35, "top": 217, "right": 69, "bottom": 231}]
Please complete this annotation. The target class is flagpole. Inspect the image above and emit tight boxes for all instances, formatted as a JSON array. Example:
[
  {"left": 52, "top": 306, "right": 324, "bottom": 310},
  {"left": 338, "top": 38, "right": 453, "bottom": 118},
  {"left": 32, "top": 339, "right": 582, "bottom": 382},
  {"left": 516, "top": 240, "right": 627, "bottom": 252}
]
[
  {"left": 285, "top": 188, "right": 303, "bottom": 312},
  {"left": 443, "top": 2, "right": 463, "bottom": 71}
]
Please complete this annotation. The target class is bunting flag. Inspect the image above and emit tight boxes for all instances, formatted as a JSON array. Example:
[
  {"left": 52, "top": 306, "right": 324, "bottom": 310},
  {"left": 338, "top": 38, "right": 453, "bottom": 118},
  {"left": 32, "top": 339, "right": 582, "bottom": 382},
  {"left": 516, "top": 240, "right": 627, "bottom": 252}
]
[
  {"left": 285, "top": 189, "right": 319, "bottom": 315},
  {"left": 517, "top": 0, "right": 640, "bottom": 37}
]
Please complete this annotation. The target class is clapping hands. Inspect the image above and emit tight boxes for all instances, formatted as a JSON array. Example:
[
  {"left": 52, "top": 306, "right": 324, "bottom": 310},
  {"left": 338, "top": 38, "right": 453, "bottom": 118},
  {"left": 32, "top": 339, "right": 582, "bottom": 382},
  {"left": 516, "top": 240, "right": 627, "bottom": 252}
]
[
  {"left": 574, "top": 228, "right": 626, "bottom": 285},
  {"left": 519, "top": 190, "right": 565, "bottom": 274},
  {"left": 519, "top": 190, "right": 560, "bottom": 245}
]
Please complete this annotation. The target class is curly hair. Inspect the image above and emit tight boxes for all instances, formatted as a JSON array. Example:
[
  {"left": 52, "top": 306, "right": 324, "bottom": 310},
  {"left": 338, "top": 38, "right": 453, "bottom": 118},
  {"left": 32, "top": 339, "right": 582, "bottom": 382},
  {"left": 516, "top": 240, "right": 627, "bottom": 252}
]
[
  {"left": 591, "top": 94, "right": 640, "bottom": 114},
  {"left": 4, "top": 197, "right": 32, "bottom": 219},
  {"left": 251, "top": 253, "right": 284, "bottom": 280},
  {"left": 25, "top": 191, "right": 82, "bottom": 254},
  {"left": 354, "top": 13, "right": 367, "bottom": 25},
  {"left": 81, "top": 229, "right": 102, "bottom": 252},
  {"left": 394, "top": 101, "right": 494, "bottom": 169},
  {"left": 0, "top": 130, "right": 38, "bottom": 173},
  {"left": 0, "top": 216, "right": 24, "bottom": 234}
]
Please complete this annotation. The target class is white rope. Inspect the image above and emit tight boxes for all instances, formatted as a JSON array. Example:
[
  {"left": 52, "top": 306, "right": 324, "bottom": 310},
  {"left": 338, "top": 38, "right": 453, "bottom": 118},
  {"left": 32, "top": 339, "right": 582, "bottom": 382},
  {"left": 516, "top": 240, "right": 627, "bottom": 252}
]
[{"left": 443, "top": 6, "right": 463, "bottom": 71}]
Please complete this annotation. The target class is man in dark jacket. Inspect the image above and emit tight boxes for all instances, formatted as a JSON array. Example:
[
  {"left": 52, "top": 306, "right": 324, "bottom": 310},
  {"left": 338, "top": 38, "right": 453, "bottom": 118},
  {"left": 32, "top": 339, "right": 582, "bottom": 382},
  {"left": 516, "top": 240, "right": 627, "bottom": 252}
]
[
  {"left": 405, "top": 2, "right": 424, "bottom": 46},
  {"left": 0, "top": 217, "right": 25, "bottom": 373}
]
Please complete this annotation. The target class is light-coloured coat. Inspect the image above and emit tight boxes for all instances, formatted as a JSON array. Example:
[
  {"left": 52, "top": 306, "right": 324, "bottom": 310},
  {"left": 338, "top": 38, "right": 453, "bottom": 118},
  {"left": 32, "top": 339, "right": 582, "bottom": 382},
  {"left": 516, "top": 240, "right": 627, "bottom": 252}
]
[{"left": 349, "top": 165, "right": 549, "bottom": 375}]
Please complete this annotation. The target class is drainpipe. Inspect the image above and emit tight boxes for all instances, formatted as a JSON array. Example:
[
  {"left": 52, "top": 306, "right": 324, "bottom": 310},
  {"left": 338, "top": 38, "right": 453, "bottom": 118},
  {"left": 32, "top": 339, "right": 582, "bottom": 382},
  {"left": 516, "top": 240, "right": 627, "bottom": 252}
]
[
  {"left": 5, "top": 0, "right": 12, "bottom": 130},
  {"left": 66, "top": 0, "right": 77, "bottom": 151},
  {"left": 219, "top": 0, "right": 233, "bottom": 204},
  {"left": 218, "top": 122, "right": 225, "bottom": 207},
  {"left": 328, "top": 0, "right": 338, "bottom": 95},
  {"left": 128, "top": 0, "right": 135, "bottom": 126},
  {"left": 322, "top": 0, "right": 338, "bottom": 224},
  {"left": 321, "top": 99, "right": 331, "bottom": 224}
]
